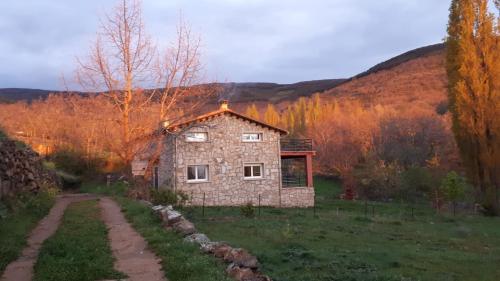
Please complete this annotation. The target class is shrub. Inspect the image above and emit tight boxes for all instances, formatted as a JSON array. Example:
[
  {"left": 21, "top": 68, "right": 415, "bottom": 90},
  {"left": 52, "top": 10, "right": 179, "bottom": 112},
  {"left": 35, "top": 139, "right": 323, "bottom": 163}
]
[
  {"left": 56, "top": 170, "right": 82, "bottom": 190},
  {"left": 50, "top": 149, "right": 104, "bottom": 176},
  {"left": 400, "top": 167, "right": 435, "bottom": 203},
  {"left": 240, "top": 202, "right": 255, "bottom": 218},
  {"left": 150, "top": 189, "right": 188, "bottom": 206},
  {"left": 440, "top": 171, "right": 468, "bottom": 215}
]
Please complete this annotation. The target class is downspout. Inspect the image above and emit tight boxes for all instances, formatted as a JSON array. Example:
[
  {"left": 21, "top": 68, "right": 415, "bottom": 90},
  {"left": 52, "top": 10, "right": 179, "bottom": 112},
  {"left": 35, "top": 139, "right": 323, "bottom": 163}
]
[
  {"left": 173, "top": 134, "right": 177, "bottom": 193},
  {"left": 278, "top": 134, "right": 283, "bottom": 208}
]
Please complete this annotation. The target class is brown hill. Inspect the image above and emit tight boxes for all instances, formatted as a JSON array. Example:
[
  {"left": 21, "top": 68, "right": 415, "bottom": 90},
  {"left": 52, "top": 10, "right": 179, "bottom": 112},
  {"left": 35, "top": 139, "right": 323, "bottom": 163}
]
[{"left": 317, "top": 43, "right": 448, "bottom": 113}]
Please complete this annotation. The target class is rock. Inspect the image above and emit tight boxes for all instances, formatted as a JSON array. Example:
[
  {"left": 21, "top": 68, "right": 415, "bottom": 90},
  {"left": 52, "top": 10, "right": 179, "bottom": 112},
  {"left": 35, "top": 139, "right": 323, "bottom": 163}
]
[
  {"left": 184, "top": 233, "right": 210, "bottom": 245},
  {"left": 200, "top": 241, "right": 221, "bottom": 254},
  {"left": 166, "top": 209, "right": 182, "bottom": 225},
  {"left": 152, "top": 205, "right": 165, "bottom": 212},
  {"left": 213, "top": 243, "right": 233, "bottom": 258},
  {"left": 172, "top": 217, "right": 196, "bottom": 236},
  {"left": 226, "top": 263, "right": 256, "bottom": 281},
  {"left": 223, "top": 248, "right": 259, "bottom": 269}
]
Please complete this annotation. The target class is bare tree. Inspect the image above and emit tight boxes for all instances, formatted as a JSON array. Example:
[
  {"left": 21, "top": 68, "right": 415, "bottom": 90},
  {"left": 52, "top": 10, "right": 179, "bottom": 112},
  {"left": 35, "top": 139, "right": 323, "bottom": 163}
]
[{"left": 76, "top": 0, "right": 156, "bottom": 167}]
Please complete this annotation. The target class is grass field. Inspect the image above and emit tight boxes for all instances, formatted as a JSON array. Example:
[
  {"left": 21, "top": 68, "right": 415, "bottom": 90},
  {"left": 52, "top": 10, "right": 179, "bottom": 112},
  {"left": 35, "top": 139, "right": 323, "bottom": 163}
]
[
  {"left": 0, "top": 192, "right": 54, "bottom": 275},
  {"left": 33, "top": 200, "right": 124, "bottom": 281},
  {"left": 184, "top": 178, "right": 500, "bottom": 281}
]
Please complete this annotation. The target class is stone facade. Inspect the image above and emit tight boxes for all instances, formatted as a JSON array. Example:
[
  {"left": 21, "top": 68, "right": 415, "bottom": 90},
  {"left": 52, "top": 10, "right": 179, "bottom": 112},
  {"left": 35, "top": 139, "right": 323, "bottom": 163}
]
[{"left": 158, "top": 111, "right": 314, "bottom": 207}]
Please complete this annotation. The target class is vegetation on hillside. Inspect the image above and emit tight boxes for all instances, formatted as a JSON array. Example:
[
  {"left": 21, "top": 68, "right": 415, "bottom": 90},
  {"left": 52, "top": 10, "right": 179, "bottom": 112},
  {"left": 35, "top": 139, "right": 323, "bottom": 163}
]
[{"left": 249, "top": 95, "right": 459, "bottom": 206}]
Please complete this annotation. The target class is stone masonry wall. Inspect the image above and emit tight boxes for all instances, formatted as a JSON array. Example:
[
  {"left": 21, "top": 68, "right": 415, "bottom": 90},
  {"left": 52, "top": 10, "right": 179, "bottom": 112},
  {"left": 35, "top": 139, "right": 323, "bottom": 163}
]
[
  {"left": 158, "top": 136, "right": 175, "bottom": 188},
  {"left": 281, "top": 187, "right": 315, "bottom": 208}
]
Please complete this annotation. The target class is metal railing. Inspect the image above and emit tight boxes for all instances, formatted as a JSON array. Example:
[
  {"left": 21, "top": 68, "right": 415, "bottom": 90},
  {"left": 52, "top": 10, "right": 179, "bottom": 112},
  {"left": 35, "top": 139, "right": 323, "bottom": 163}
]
[{"left": 280, "top": 138, "right": 313, "bottom": 151}]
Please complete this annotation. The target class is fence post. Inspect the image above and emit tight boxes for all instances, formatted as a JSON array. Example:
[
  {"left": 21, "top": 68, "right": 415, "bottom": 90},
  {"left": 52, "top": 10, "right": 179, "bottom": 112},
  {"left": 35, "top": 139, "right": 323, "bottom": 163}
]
[
  {"left": 202, "top": 192, "right": 205, "bottom": 217},
  {"left": 106, "top": 175, "right": 111, "bottom": 187},
  {"left": 258, "top": 194, "right": 261, "bottom": 217},
  {"left": 364, "top": 200, "right": 368, "bottom": 217},
  {"left": 313, "top": 193, "right": 316, "bottom": 217}
]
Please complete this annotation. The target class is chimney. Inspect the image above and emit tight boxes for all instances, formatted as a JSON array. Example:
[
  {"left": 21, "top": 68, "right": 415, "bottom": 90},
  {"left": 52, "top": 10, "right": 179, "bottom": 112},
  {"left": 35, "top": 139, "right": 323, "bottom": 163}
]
[{"left": 220, "top": 99, "right": 229, "bottom": 110}]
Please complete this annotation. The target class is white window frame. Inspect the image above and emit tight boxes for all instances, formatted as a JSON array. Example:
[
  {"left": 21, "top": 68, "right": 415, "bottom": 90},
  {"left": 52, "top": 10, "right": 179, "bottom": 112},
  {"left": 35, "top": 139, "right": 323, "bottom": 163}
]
[
  {"left": 187, "top": 165, "right": 209, "bottom": 182},
  {"left": 185, "top": 132, "right": 208, "bottom": 142},
  {"left": 243, "top": 163, "right": 264, "bottom": 179},
  {"left": 242, "top": 132, "right": 263, "bottom": 142}
]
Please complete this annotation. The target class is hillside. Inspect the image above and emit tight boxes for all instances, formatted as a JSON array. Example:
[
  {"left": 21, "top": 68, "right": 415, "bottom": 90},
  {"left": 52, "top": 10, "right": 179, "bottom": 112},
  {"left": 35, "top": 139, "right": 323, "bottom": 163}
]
[{"left": 318, "top": 43, "right": 447, "bottom": 113}]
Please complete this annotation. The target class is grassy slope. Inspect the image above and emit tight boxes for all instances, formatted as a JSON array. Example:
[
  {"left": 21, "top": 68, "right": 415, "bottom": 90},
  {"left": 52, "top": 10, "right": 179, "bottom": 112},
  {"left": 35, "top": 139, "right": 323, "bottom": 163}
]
[
  {"left": 80, "top": 183, "right": 231, "bottom": 281},
  {"left": 34, "top": 200, "right": 124, "bottom": 281},
  {"left": 0, "top": 193, "right": 54, "bottom": 275},
  {"left": 186, "top": 178, "right": 500, "bottom": 281}
]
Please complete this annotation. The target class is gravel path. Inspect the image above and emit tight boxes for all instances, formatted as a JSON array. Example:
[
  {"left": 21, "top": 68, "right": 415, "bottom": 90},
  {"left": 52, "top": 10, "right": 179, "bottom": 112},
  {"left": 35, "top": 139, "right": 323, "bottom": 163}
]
[
  {"left": 0, "top": 194, "right": 98, "bottom": 281},
  {"left": 99, "top": 197, "right": 167, "bottom": 281}
]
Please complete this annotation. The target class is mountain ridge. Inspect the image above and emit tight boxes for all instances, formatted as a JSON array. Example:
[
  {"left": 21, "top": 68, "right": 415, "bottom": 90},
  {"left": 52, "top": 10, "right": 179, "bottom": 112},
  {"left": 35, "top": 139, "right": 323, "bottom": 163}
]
[{"left": 0, "top": 43, "right": 447, "bottom": 108}]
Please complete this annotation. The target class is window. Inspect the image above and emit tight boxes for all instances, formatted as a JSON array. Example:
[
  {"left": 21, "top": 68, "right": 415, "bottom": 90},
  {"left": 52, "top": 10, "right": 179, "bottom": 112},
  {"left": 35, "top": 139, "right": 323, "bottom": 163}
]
[
  {"left": 185, "top": 132, "right": 208, "bottom": 142},
  {"left": 242, "top": 133, "right": 262, "bottom": 142},
  {"left": 187, "top": 165, "right": 208, "bottom": 182},
  {"left": 244, "top": 163, "right": 263, "bottom": 179}
]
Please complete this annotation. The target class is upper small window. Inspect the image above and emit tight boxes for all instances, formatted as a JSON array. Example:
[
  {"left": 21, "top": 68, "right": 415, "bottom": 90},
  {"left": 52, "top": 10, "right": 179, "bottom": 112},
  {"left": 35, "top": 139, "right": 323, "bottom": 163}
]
[
  {"left": 242, "top": 133, "right": 263, "bottom": 142},
  {"left": 185, "top": 132, "right": 208, "bottom": 142}
]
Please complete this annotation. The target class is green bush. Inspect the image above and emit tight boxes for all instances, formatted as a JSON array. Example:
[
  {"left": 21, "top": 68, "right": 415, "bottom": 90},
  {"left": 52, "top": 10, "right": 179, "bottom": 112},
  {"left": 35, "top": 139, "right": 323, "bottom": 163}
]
[
  {"left": 400, "top": 167, "right": 436, "bottom": 203},
  {"left": 150, "top": 189, "right": 188, "bottom": 206},
  {"left": 50, "top": 149, "right": 104, "bottom": 176},
  {"left": 56, "top": 170, "right": 82, "bottom": 190},
  {"left": 240, "top": 202, "right": 255, "bottom": 218}
]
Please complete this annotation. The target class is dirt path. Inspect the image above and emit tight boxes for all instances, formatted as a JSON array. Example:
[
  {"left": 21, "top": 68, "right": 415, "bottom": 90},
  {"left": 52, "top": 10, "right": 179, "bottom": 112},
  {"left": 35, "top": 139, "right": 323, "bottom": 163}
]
[
  {"left": 99, "top": 197, "right": 167, "bottom": 281},
  {"left": 0, "top": 194, "right": 98, "bottom": 281}
]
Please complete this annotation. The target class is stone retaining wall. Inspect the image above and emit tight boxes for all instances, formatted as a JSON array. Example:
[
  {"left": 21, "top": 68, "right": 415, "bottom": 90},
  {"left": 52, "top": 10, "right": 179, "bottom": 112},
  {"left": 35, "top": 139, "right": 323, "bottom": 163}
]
[{"left": 280, "top": 187, "right": 315, "bottom": 208}]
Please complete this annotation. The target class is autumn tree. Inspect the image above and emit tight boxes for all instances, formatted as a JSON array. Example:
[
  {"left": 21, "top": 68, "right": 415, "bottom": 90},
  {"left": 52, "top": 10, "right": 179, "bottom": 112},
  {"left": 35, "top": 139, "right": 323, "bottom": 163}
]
[
  {"left": 446, "top": 0, "right": 499, "bottom": 215},
  {"left": 76, "top": 0, "right": 156, "bottom": 167},
  {"left": 245, "top": 104, "right": 260, "bottom": 120},
  {"left": 263, "top": 104, "right": 280, "bottom": 126}
]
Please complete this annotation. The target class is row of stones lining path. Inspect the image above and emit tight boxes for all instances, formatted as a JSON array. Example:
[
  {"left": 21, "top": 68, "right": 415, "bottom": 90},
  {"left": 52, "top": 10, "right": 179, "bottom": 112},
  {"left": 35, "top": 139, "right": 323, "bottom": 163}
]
[{"left": 0, "top": 194, "right": 166, "bottom": 281}]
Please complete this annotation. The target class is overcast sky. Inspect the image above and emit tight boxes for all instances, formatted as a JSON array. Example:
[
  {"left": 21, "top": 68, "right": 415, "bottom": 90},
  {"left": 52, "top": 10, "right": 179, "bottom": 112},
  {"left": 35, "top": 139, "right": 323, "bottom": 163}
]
[{"left": 0, "top": 0, "right": 454, "bottom": 90}]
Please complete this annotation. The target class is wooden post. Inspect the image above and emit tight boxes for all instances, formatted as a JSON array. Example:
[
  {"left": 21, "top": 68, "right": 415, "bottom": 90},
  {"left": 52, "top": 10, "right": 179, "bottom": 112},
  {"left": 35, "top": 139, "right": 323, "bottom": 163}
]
[
  {"left": 202, "top": 192, "right": 205, "bottom": 217},
  {"left": 106, "top": 175, "right": 111, "bottom": 187},
  {"left": 305, "top": 154, "right": 313, "bottom": 187},
  {"left": 258, "top": 194, "right": 261, "bottom": 217},
  {"left": 313, "top": 194, "right": 316, "bottom": 217},
  {"left": 364, "top": 199, "right": 368, "bottom": 217}
]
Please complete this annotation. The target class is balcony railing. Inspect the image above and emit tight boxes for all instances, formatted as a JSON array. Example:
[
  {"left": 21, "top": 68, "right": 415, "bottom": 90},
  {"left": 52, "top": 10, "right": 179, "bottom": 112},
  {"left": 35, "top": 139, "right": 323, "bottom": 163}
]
[{"left": 280, "top": 138, "right": 313, "bottom": 152}]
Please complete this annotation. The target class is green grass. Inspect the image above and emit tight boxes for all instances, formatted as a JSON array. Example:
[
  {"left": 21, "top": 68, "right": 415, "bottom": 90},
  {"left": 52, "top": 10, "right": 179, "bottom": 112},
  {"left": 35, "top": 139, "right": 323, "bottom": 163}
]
[
  {"left": 0, "top": 192, "right": 55, "bottom": 275},
  {"left": 184, "top": 177, "right": 500, "bottom": 281},
  {"left": 81, "top": 182, "right": 231, "bottom": 281},
  {"left": 34, "top": 200, "right": 125, "bottom": 281}
]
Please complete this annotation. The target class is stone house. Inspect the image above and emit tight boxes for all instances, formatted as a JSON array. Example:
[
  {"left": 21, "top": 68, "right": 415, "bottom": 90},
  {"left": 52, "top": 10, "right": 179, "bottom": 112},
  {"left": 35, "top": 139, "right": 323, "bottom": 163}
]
[{"left": 150, "top": 101, "right": 316, "bottom": 207}]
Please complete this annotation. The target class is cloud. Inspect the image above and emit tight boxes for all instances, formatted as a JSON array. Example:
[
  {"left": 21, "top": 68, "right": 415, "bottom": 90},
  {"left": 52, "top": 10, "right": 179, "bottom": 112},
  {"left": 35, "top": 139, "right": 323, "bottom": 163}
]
[{"left": 0, "top": 0, "right": 452, "bottom": 89}]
